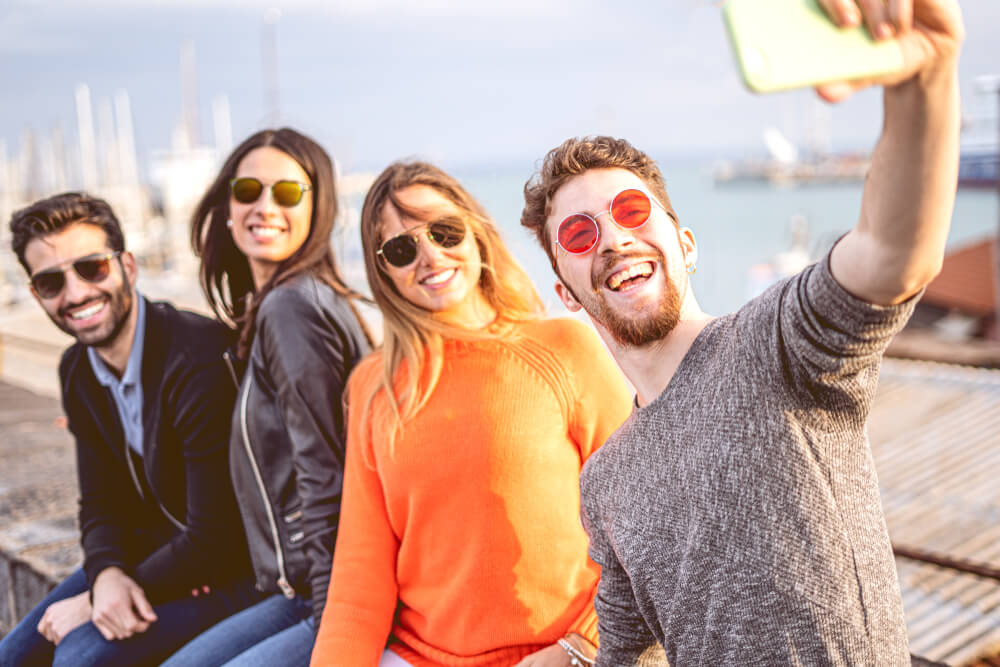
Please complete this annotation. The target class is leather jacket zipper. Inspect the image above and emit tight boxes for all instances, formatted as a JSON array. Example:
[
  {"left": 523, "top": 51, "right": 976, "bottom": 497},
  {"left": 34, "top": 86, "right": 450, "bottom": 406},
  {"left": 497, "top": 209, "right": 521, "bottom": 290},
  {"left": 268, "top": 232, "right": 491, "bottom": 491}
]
[
  {"left": 223, "top": 351, "right": 240, "bottom": 389},
  {"left": 239, "top": 374, "right": 296, "bottom": 599}
]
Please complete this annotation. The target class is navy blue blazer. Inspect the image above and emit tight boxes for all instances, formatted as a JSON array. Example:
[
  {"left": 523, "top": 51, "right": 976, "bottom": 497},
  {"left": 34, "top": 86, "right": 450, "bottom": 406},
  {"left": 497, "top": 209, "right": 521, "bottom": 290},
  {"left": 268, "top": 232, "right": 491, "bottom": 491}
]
[{"left": 58, "top": 298, "right": 251, "bottom": 603}]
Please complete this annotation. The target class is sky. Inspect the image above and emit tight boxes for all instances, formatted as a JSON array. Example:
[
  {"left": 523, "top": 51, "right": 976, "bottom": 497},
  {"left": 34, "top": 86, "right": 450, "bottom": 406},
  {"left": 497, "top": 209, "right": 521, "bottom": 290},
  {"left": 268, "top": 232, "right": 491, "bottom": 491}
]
[{"left": 1, "top": 0, "right": 998, "bottom": 175}]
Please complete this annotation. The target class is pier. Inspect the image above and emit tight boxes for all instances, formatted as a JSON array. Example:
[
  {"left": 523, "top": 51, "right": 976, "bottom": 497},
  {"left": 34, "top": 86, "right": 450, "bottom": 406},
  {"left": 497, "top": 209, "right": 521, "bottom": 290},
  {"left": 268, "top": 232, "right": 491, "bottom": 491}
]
[{"left": 0, "top": 380, "right": 77, "bottom": 636}]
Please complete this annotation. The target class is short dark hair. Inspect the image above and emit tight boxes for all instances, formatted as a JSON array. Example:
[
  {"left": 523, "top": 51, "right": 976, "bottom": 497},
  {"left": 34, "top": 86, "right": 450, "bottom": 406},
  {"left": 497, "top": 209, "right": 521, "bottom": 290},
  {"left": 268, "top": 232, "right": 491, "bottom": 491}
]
[
  {"left": 10, "top": 192, "right": 125, "bottom": 274},
  {"left": 522, "top": 135, "right": 678, "bottom": 269}
]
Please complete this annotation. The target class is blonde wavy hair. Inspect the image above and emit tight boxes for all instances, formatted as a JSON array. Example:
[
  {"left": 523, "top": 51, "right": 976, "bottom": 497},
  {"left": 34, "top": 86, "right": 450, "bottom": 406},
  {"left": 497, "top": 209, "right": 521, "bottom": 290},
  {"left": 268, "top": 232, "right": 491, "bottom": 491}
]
[{"left": 359, "top": 161, "right": 544, "bottom": 435}]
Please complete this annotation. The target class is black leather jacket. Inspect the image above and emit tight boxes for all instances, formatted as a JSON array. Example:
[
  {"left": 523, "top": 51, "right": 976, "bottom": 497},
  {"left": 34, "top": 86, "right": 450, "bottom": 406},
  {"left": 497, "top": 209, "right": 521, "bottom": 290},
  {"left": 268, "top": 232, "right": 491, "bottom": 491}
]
[{"left": 226, "top": 275, "right": 369, "bottom": 629}]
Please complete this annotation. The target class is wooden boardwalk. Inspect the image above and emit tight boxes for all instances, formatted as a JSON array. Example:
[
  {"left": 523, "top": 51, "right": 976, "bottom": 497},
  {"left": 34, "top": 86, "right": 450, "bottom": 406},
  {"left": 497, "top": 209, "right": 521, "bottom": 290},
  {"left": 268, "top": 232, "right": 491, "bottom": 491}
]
[
  {"left": 0, "top": 357, "right": 997, "bottom": 660},
  {"left": 872, "top": 359, "right": 1000, "bottom": 665}
]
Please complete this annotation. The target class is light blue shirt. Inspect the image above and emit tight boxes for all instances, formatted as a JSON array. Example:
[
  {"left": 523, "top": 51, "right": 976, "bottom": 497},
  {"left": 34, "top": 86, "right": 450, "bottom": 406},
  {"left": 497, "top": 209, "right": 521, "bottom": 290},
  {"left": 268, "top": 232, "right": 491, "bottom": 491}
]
[{"left": 88, "top": 293, "right": 146, "bottom": 456}]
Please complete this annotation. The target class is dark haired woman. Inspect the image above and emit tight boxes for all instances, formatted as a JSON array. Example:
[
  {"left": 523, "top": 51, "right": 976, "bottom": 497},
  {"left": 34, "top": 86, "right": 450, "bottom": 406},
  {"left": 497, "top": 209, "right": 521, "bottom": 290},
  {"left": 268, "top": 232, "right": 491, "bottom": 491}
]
[{"left": 162, "top": 128, "right": 371, "bottom": 666}]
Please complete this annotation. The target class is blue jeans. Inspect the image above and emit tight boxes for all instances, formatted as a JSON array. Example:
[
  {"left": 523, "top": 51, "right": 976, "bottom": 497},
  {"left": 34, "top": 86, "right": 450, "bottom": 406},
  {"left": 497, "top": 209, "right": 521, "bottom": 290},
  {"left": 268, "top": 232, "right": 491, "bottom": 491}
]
[
  {"left": 0, "top": 568, "right": 261, "bottom": 667},
  {"left": 162, "top": 594, "right": 313, "bottom": 667}
]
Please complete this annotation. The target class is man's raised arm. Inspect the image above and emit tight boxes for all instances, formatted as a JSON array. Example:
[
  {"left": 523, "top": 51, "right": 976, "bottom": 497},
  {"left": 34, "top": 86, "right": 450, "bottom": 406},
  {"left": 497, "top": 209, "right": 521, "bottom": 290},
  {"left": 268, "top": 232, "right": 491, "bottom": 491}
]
[{"left": 824, "top": 0, "right": 964, "bottom": 306}]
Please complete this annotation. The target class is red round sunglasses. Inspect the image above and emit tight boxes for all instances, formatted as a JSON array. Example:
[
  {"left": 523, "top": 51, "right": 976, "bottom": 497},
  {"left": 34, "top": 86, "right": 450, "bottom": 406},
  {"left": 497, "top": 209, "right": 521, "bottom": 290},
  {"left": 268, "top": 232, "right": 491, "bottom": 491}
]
[{"left": 556, "top": 188, "right": 664, "bottom": 255}]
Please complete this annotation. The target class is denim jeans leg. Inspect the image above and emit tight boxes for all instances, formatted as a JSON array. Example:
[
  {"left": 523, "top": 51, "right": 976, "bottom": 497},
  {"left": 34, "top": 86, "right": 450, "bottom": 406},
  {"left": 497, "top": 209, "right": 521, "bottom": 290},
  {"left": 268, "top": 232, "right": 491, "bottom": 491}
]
[
  {"left": 223, "top": 614, "right": 314, "bottom": 667},
  {"left": 161, "top": 594, "right": 311, "bottom": 667},
  {"left": 0, "top": 568, "right": 89, "bottom": 667},
  {"left": 51, "top": 577, "right": 261, "bottom": 667}
]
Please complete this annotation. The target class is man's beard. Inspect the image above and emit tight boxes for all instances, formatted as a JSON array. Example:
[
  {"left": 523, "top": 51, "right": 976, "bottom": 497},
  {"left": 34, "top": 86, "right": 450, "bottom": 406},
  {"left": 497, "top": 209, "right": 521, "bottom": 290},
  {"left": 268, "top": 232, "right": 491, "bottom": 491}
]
[
  {"left": 594, "top": 279, "right": 680, "bottom": 347},
  {"left": 568, "top": 250, "right": 682, "bottom": 348},
  {"left": 52, "top": 282, "right": 134, "bottom": 349}
]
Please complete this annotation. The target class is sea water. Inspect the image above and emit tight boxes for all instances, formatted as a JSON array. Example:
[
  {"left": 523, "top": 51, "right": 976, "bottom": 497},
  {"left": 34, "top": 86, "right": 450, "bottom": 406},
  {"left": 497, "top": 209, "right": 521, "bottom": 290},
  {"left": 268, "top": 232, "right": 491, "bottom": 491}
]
[{"left": 336, "top": 160, "right": 999, "bottom": 318}]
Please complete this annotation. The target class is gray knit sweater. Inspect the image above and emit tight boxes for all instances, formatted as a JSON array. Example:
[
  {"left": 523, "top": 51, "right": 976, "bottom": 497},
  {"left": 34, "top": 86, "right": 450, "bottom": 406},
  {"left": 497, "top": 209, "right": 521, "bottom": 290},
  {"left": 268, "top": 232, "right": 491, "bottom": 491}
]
[{"left": 581, "top": 256, "right": 914, "bottom": 666}]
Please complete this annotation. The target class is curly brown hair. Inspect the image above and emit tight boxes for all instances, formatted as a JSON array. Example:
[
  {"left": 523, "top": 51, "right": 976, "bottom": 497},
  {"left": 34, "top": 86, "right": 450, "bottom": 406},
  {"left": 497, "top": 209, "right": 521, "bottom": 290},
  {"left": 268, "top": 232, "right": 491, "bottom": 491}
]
[{"left": 521, "top": 135, "right": 678, "bottom": 271}]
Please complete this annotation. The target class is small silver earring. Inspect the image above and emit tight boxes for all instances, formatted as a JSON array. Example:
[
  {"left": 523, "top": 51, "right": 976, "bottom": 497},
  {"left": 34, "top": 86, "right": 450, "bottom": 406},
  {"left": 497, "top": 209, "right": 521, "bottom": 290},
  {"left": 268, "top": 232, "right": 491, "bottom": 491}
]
[{"left": 226, "top": 219, "right": 233, "bottom": 229}]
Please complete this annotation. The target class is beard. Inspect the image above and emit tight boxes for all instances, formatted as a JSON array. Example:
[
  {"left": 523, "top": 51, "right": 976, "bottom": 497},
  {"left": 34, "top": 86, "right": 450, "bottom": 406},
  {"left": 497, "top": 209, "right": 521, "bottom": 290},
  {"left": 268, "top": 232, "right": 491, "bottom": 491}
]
[
  {"left": 594, "top": 279, "right": 681, "bottom": 348},
  {"left": 567, "top": 249, "right": 682, "bottom": 348},
  {"left": 51, "top": 281, "right": 134, "bottom": 349}
]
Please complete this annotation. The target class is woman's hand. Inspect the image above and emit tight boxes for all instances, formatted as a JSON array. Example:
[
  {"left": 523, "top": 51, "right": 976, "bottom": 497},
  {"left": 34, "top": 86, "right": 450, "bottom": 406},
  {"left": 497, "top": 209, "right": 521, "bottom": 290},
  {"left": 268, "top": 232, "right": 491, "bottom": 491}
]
[
  {"left": 515, "top": 635, "right": 597, "bottom": 667},
  {"left": 513, "top": 643, "right": 573, "bottom": 667}
]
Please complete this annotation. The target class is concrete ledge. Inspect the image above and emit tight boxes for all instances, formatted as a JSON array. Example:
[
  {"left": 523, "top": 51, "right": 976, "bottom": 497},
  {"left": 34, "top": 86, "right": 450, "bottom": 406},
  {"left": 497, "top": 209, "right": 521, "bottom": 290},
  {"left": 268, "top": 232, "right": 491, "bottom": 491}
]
[{"left": 0, "top": 381, "right": 80, "bottom": 636}]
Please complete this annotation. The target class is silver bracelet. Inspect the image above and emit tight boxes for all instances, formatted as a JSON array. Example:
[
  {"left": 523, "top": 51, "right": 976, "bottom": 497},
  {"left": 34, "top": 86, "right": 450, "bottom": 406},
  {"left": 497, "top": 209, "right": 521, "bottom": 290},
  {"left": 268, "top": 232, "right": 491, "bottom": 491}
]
[{"left": 558, "top": 637, "right": 596, "bottom": 667}]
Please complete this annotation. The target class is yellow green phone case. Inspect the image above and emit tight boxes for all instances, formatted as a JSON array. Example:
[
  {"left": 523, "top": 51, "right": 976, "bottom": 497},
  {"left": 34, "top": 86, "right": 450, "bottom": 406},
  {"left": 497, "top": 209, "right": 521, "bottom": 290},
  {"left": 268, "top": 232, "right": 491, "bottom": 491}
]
[{"left": 723, "top": 0, "right": 905, "bottom": 93}]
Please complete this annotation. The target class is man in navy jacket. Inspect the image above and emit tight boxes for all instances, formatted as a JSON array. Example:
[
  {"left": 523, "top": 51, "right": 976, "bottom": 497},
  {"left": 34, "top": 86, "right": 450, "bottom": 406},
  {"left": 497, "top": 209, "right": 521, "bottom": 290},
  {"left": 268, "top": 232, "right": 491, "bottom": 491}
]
[{"left": 0, "top": 192, "right": 257, "bottom": 666}]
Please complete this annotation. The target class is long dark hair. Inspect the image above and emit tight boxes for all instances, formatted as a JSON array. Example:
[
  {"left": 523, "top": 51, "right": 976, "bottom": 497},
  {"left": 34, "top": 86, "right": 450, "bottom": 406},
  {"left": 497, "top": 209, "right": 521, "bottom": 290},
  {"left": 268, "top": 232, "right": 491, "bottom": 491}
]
[{"left": 191, "top": 127, "right": 370, "bottom": 358}]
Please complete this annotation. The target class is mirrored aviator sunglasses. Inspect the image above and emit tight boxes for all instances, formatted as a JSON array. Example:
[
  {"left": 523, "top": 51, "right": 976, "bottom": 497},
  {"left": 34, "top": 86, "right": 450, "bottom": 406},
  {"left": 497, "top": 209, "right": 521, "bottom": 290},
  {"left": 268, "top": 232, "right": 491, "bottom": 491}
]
[
  {"left": 556, "top": 188, "right": 654, "bottom": 255},
  {"left": 29, "top": 252, "right": 120, "bottom": 299},
  {"left": 377, "top": 220, "right": 467, "bottom": 268},
  {"left": 230, "top": 177, "right": 311, "bottom": 207}
]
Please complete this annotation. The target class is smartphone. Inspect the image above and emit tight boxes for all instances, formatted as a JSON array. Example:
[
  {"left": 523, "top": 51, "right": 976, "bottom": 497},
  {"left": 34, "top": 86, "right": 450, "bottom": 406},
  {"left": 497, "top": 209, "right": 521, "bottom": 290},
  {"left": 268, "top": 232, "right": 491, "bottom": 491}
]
[{"left": 722, "top": 0, "right": 904, "bottom": 94}]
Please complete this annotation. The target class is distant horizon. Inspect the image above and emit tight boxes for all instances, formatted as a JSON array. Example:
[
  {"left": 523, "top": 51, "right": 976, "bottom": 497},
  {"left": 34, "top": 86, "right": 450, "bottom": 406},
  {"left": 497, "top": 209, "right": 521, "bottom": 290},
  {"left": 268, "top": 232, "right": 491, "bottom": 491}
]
[{"left": 2, "top": 0, "right": 998, "bottom": 184}]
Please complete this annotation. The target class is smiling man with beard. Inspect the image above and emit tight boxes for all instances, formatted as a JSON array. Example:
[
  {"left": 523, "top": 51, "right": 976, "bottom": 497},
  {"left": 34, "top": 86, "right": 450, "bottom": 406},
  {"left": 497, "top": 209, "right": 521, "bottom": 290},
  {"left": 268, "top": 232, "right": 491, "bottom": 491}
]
[
  {"left": 520, "top": 0, "right": 963, "bottom": 664},
  {"left": 0, "top": 192, "right": 258, "bottom": 666}
]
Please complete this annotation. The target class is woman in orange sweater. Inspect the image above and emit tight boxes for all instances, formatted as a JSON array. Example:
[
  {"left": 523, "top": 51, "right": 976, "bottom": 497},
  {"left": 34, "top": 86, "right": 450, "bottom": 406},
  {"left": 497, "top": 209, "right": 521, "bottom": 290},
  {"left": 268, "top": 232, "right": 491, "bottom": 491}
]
[{"left": 310, "top": 161, "right": 632, "bottom": 667}]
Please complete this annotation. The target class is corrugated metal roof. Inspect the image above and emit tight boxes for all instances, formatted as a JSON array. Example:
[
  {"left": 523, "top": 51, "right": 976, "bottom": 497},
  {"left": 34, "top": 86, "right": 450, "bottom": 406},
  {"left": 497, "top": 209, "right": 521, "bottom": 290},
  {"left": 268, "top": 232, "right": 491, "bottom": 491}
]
[
  {"left": 871, "top": 358, "right": 1000, "bottom": 665},
  {"left": 921, "top": 238, "right": 997, "bottom": 317}
]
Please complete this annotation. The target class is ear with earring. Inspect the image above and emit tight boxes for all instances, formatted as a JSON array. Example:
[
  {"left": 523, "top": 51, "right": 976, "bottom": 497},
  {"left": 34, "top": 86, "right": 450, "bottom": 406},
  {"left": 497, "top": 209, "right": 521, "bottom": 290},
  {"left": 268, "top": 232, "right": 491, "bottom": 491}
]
[
  {"left": 682, "top": 250, "right": 697, "bottom": 275},
  {"left": 226, "top": 219, "right": 233, "bottom": 229}
]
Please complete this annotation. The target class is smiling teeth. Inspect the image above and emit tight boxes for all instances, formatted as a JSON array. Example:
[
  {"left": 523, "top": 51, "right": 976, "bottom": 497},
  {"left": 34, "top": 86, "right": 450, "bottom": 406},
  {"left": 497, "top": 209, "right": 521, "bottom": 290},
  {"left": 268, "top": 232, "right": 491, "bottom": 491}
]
[
  {"left": 250, "top": 226, "right": 283, "bottom": 239},
  {"left": 70, "top": 302, "right": 105, "bottom": 320},
  {"left": 607, "top": 262, "right": 654, "bottom": 290},
  {"left": 422, "top": 269, "right": 456, "bottom": 285}
]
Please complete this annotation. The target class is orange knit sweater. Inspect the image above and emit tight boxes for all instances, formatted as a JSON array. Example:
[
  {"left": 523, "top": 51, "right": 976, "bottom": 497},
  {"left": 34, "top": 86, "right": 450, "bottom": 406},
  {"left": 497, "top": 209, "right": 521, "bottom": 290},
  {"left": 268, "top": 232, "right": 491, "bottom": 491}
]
[{"left": 311, "top": 318, "right": 632, "bottom": 667}]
